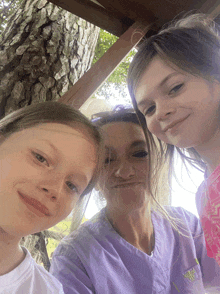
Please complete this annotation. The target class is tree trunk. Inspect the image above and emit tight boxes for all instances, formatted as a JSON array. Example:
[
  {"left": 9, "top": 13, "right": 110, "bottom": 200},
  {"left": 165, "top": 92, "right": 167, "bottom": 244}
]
[
  {"left": 0, "top": 0, "right": 99, "bottom": 269},
  {"left": 0, "top": 0, "right": 100, "bottom": 117}
]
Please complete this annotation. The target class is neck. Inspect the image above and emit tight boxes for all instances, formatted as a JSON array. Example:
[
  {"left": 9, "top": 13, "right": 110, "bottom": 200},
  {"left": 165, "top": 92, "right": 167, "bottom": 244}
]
[
  {"left": 0, "top": 228, "right": 25, "bottom": 276},
  {"left": 106, "top": 202, "right": 154, "bottom": 255},
  {"left": 195, "top": 130, "right": 220, "bottom": 175}
]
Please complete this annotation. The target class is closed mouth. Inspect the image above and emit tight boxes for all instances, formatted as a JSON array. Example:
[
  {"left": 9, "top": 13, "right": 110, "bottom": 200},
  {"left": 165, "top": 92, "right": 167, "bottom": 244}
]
[
  {"left": 163, "top": 115, "right": 190, "bottom": 132},
  {"left": 114, "top": 182, "right": 141, "bottom": 188},
  {"left": 18, "top": 191, "right": 50, "bottom": 216}
]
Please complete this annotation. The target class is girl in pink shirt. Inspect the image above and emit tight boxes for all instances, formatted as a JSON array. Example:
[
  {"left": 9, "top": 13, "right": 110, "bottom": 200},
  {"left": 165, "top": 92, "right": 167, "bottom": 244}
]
[{"left": 127, "top": 13, "right": 220, "bottom": 266}]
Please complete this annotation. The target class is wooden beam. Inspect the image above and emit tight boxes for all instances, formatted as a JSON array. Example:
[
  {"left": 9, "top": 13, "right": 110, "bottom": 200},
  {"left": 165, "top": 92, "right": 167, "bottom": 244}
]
[
  {"left": 48, "top": 0, "right": 133, "bottom": 37},
  {"left": 97, "top": 0, "right": 155, "bottom": 26},
  {"left": 58, "top": 22, "right": 150, "bottom": 108},
  {"left": 199, "top": 0, "right": 220, "bottom": 19}
]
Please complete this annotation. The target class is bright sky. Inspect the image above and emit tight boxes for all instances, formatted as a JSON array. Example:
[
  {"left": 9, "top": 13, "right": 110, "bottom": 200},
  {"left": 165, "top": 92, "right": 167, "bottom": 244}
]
[
  {"left": 170, "top": 152, "right": 204, "bottom": 218},
  {"left": 84, "top": 87, "right": 205, "bottom": 219}
]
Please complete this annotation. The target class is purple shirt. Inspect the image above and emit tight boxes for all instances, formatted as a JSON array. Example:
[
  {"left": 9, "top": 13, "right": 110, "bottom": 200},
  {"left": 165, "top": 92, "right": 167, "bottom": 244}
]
[{"left": 50, "top": 207, "right": 220, "bottom": 293}]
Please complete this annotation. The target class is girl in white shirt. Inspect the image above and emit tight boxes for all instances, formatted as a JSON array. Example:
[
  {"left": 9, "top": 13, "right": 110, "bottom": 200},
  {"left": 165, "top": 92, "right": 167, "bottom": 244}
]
[{"left": 0, "top": 101, "right": 101, "bottom": 294}]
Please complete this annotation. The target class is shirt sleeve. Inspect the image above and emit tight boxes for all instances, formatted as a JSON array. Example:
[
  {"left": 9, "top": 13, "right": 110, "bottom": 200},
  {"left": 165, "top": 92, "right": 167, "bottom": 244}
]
[
  {"left": 50, "top": 246, "right": 95, "bottom": 294},
  {"left": 182, "top": 208, "right": 220, "bottom": 293}
]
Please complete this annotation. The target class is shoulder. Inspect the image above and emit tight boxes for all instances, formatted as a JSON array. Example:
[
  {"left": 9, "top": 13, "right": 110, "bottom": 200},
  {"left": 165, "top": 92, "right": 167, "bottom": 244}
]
[
  {"left": 164, "top": 205, "right": 198, "bottom": 220},
  {"left": 0, "top": 248, "right": 64, "bottom": 294},
  {"left": 53, "top": 209, "right": 107, "bottom": 257},
  {"left": 162, "top": 206, "right": 203, "bottom": 236},
  {"left": 31, "top": 258, "right": 64, "bottom": 293},
  {"left": 195, "top": 180, "right": 206, "bottom": 216}
]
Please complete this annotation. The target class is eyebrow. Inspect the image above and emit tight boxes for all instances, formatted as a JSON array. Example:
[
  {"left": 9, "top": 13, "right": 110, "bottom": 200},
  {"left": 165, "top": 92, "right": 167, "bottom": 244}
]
[
  {"left": 39, "top": 139, "right": 60, "bottom": 155},
  {"left": 105, "top": 140, "right": 147, "bottom": 152},
  {"left": 130, "top": 140, "right": 147, "bottom": 149},
  {"left": 137, "top": 72, "right": 179, "bottom": 108}
]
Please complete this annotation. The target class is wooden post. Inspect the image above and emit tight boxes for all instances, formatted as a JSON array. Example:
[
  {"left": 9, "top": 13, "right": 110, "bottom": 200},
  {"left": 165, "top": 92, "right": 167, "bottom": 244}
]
[
  {"left": 200, "top": 0, "right": 220, "bottom": 19},
  {"left": 58, "top": 22, "right": 150, "bottom": 108}
]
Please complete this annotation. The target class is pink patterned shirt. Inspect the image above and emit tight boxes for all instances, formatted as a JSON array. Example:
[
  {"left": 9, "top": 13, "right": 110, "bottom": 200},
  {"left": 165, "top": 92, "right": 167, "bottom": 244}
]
[{"left": 196, "top": 164, "right": 220, "bottom": 266}]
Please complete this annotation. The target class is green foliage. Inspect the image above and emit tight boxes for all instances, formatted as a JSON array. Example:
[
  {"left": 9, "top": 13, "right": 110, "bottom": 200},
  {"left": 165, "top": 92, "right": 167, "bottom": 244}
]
[
  {"left": 47, "top": 218, "right": 71, "bottom": 258},
  {"left": 0, "top": 0, "right": 23, "bottom": 34},
  {"left": 47, "top": 216, "right": 88, "bottom": 258},
  {"left": 93, "top": 29, "right": 136, "bottom": 102},
  {"left": 93, "top": 29, "right": 118, "bottom": 65}
]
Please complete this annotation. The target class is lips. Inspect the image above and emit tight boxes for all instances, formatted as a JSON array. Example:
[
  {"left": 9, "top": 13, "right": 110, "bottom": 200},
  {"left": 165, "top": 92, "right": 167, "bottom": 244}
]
[
  {"left": 163, "top": 115, "right": 190, "bottom": 133},
  {"left": 113, "top": 182, "right": 141, "bottom": 188},
  {"left": 18, "top": 191, "right": 50, "bottom": 217}
]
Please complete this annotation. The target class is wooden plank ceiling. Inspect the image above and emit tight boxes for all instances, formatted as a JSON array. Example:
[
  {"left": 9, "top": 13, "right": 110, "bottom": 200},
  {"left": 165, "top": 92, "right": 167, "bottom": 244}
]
[{"left": 49, "top": 0, "right": 220, "bottom": 37}]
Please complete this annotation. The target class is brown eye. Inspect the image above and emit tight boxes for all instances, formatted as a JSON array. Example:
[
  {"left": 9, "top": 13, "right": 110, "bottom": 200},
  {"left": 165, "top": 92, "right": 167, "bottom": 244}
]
[
  {"left": 105, "top": 157, "right": 114, "bottom": 164},
  {"left": 133, "top": 151, "right": 148, "bottom": 158},
  {"left": 169, "top": 83, "right": 183, "bottom": 95},
  {"left": 145, "top": 105, "right": 155, "bottom": 116}
]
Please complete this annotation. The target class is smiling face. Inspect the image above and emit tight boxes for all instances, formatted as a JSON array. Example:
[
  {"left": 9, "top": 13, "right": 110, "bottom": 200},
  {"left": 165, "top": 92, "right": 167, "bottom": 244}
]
[
  {"left": 0, "top": 123, "right": 97, "bottom": 239},
  {"left": 135, "top": 56, "right": 220, "bottom": 149},
  {"left": 99, "top": 122, "right": 149, "bottom": 213}
]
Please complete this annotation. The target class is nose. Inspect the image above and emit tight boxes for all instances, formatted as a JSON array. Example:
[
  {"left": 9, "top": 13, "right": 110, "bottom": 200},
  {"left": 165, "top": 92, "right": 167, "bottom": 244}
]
[
  {"left": 114, "top": 160, "right": 135, "bottom": 179},
  {"left": 40, "top": 187, "right": 58, "bottom": 201},
  {"left": 38, "top": 175, "right": 64, "bottom": 202},
  {"left": 156, "top": 100, "right": 176, "bottom": 121}
]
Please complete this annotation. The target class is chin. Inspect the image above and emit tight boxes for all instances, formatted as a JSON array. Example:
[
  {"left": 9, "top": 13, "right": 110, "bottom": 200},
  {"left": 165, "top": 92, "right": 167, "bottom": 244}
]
[
  {"left": 120, "top": 192, "right": 146, "bottom": 208},
  {"left": 167, "top": 138, "right": 198, "bottom": 149}
]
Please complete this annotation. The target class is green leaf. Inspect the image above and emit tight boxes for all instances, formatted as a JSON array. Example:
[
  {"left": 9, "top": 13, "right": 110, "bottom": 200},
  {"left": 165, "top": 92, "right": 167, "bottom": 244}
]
[{"left": 93, "top": 29, "right": 136, "bottom": 102}]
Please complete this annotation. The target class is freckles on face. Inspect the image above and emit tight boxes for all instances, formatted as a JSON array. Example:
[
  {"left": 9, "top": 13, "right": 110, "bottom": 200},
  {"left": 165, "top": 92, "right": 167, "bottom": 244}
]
[{"left": 0, "top": 123, "right": 97, "bottom": 237}]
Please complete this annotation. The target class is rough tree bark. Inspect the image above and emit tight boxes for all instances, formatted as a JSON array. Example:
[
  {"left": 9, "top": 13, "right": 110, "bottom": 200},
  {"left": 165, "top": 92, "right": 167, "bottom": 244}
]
[
  {"left": 0, "top": 0, "right": 100, "bottom": 269},
  {"left": 0, "top": 0, "right": 100, "bottom": 117}
]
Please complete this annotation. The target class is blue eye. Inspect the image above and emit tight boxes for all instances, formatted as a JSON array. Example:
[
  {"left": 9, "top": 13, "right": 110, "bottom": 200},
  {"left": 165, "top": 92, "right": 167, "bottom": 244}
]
[
  {"left": 169, "top": 83, "right": 183, "bottom": 95},
  {"left": 133, "top": 151, "right": 148, "bottom": 158},
  {"left": 35, "top": 154, "right": 46, "bottom": 163},
  {"left": 33, "top": 152, "right": 48, "bottom": 165},
  {"left": 66, "top": 181, "right": 78, "bottom": 192}
]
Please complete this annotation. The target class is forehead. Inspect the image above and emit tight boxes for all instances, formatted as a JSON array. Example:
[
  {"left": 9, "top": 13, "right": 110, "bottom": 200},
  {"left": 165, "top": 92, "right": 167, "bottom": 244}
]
[
  {"left": 3, "top": 123, "right": 97, "bottom": 161},
  {"left": 11, "top": 122, "right": 94, "bottom": 143},
  {"left": 101, "top": 122, "right": 146, "bottom": 149},
  {"left": 135, "top": 56, "right": 178, "bottom": 103}
]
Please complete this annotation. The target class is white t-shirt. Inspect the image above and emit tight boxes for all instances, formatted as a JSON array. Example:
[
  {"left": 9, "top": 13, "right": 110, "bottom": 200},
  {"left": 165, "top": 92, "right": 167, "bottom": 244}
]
[{"left": 0, "top": 247, "right": 64, "bottom": 294}]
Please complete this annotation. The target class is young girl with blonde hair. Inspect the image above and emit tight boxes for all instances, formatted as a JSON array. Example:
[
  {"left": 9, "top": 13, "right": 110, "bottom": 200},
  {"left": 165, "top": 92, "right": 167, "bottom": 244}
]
[{"left": 0, "top": 102, "right": 101, "bottom": 293}]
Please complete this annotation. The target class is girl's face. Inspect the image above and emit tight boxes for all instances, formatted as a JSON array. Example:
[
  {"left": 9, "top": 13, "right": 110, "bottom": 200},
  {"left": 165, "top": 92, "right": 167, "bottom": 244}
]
[
  {"left": 99, "top": 122, "right": 149, "bottom": 212},
  {"left": 135, "top": 56, "right": 220, "bottom": 149},
  {"left": 0, "top": 123, "right": 97, "bottom": 238}
]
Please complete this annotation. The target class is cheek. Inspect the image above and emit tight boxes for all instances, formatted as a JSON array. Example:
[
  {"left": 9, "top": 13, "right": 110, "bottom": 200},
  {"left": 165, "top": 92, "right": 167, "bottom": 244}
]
[
  {"left": 146, "top": 118, "right": 161, "bottom": 137},
  {"left": 136, "top": 162, "right": 149, "bottom": 178},
  {"left": 56, "top": 196, "right": 77, "bottom": 220}
]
